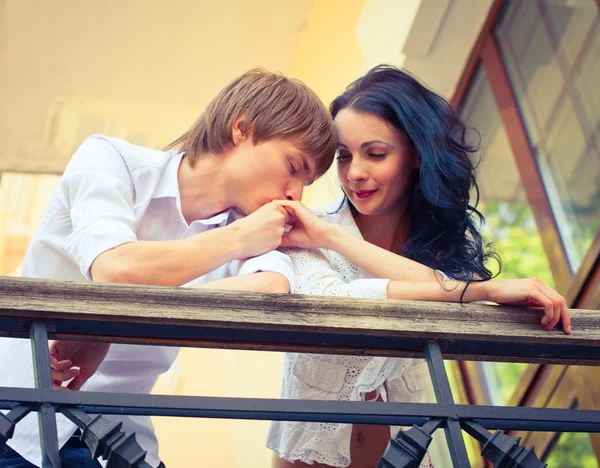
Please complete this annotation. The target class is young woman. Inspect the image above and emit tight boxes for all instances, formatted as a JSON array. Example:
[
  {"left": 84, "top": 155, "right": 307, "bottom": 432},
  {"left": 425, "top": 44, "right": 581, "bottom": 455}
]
[{"left": 267, "top": 65, "right": 570, "bottom": 468}]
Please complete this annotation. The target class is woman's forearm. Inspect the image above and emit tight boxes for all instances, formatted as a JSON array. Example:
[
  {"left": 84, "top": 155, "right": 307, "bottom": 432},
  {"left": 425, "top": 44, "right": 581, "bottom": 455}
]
[
  {"left": 386, "top": 279, "right": 487, "bottom": 302},
  {"left": 323, "top": 224, "right": 437, "bottom": 282},
  {"left": 190, "top": 272, "right": 290, "bottom": 294}
]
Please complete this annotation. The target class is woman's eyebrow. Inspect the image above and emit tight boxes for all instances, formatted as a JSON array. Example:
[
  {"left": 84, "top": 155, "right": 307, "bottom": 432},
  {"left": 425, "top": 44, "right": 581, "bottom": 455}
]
[
  {"left": 337, "top": 140, "right": 395, "bottom": 149},
  {"left": 361, "top": 140, "right": 394, "bottom": 149}
]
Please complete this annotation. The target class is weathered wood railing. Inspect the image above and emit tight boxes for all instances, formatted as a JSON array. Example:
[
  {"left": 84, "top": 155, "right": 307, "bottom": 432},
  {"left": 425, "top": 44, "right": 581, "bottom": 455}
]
[{"left": 1, "top": 276, "right": 600, "bottom": 468}]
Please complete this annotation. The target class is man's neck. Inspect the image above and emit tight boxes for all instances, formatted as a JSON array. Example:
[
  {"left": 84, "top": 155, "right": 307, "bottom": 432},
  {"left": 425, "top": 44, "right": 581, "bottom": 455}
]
[{"left": 177, "top": 153, "right": 232, "bottom": 223}]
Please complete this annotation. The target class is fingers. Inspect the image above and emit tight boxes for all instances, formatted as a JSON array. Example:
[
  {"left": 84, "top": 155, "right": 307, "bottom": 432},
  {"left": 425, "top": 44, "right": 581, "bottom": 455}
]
[
  {"left": 268, "top": 201, "right": 295, "bottom": 227},
  {"left": 50, "top": 354, "right": 72, "bottom": 371},
  {"left": 67, "top": 371, "right": 93, "bottom": 391},
  {"left": 541, "top": 284, "right": 571, "bottom": 334},
  {"left": 51, "top": 366, "right": 80, "bottom": 383},
  {"left": 274, "top": 200, "right": 309, "bottom": 218},
  {"left": 541, "top": 288, "right": 561, "bottom": 332},
  {"left": 275, "top": 199, "right": 298, "bottom": 208},
  {"left": 530, "top": 290, "right": 555, "bottom": 331},
  {"left": 530, "top": 279, "right": 571, "bottom": 334},
  {"left": 280, "top": 233, "right": 298, "bottom": 248},
  {"left": 50, "top": 354, "right": 80, "bottom": 388},
  {"left": 561, "top": 302, "right": 572, "bottom": 334}
]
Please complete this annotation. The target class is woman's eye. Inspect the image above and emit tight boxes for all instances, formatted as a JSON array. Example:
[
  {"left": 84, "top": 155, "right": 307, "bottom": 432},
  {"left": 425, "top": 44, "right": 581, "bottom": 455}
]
[
  {"left": 336, "top": 152, "right": 351, "bottom": 162},
  {"left": 369, "top": 153, "right": 386, "bottom": 158},
  {"left": 289, "top": 162, "right": 298, "bottom": 174}
]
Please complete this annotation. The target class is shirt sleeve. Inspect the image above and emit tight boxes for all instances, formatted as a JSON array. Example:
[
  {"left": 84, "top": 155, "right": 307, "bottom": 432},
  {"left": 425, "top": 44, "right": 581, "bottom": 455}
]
[
  {"left": 284, "top": 248, "right": 390, "bottom": 299},
  {"left": 59, "top": 135, "right": 139, "bottom": 280},
  {"left": 229, "top": 250, "right": 297, "bottom": 292}
]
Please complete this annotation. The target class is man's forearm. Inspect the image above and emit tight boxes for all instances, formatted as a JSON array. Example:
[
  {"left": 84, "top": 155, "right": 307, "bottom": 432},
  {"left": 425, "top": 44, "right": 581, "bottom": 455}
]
[
  {"left": 91, "top": 225, "right": 242, "bottom": 286},
  {"left": 324, "top": 225, "right": 437, "bottom": 282}
]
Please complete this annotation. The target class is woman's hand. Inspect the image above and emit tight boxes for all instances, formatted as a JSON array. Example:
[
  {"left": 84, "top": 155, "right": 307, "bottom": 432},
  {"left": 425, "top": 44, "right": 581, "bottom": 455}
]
[
  {"left": 276, "top": 200, "right": 336, "bottom": 250},
  {"left": 477, "top": 278, "right": 571, "bottom": 334}
]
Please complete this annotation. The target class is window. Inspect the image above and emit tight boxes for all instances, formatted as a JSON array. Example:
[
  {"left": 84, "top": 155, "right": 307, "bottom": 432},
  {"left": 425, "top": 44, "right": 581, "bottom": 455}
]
[{"left": 495, "top": 0, "right": 600, "bottom": 271}]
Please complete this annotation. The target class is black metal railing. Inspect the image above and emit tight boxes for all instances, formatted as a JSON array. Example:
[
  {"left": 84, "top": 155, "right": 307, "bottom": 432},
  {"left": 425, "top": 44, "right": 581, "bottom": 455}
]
[{"left": 1, "top": 277, "right": 599, "bottom": 468}]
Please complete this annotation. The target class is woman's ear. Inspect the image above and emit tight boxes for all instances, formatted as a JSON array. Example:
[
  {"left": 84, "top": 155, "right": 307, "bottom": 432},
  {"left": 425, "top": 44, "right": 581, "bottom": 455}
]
[
  {"left": 231, "top": 115, "right": 248, "bottom": 147},
  {"left": 411, "top": 147, "right": 421, "bottom": 169},
  {"left": 414, "top": 154, "right": 422, "bottom": 169}
]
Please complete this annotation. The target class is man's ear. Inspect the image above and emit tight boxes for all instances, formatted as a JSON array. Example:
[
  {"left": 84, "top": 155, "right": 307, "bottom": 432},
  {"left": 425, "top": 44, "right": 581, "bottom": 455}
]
[{"left": 231, "top": 115, "right": 248, "bottom": 147}]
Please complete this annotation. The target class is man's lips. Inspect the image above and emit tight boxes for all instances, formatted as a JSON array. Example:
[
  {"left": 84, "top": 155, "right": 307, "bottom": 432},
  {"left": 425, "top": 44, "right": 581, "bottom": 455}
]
[{"left": 352, "top": 189, "right": 378, "bottom": 199}]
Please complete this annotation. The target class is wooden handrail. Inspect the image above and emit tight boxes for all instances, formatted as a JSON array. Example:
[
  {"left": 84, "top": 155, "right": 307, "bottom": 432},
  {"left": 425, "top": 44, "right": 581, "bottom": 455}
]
[{"left": 1, "top": 276, "right": 599, "bottom": 365}]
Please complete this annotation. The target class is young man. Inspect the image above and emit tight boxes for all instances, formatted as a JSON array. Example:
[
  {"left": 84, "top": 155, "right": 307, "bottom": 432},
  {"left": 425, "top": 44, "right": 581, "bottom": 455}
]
[{"left": 0, "top": 69, "right": 336, "bottom": 468}]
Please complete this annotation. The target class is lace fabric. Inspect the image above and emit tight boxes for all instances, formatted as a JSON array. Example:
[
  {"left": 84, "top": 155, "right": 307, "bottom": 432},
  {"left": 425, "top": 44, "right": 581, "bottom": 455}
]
[{"left": 266, "top": 199, "right": 434, "bottom": 467}]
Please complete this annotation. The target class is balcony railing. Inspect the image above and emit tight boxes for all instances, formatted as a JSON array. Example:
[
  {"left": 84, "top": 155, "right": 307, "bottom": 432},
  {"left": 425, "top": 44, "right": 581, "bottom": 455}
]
[{"left": 1, "top": 276, "right": 599, "bottom": 468}]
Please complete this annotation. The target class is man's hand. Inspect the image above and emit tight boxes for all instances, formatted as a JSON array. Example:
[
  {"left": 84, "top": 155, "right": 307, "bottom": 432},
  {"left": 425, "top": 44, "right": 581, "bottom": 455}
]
[
  {"left": 49, "top": 341, "right": 111, "bottom": 390},
  {"left": 276, "top": 200, "right": 332, "bottom": 250},
  {"left": 227, "top": 201, "right": 290, "bottom": 259}
]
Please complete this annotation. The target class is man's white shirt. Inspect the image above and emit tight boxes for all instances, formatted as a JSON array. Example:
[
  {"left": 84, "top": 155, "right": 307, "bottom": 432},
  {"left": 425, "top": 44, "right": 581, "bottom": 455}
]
[{"left": 1, "top": 135, "right": 296, "bottom": 467}]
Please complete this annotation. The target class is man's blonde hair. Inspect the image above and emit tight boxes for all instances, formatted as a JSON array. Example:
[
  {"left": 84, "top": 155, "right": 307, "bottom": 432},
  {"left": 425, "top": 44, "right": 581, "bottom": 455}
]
[{"left": 167, "top": 68, "right": 336, "bottom": 178}]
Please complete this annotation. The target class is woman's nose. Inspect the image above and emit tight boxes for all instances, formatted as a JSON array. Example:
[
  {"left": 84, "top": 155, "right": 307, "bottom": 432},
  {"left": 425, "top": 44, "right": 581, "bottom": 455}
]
[{"left": 348, "top": 161, "right": 367, "bottom": 182}]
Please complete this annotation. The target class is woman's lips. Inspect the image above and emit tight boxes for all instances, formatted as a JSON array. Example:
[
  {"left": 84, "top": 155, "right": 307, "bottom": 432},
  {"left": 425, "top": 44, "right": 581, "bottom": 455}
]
[{"left": 353, "top": 190, "right": 378, "bottom": 199}]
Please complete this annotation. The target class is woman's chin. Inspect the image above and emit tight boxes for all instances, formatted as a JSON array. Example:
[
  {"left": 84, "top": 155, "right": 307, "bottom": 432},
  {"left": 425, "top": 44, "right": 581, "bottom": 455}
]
[
  {"left": 352, "top": 203, "right": 380, "bottom": 217},
  {"left": 349, "top": 196, "right": 380, "bottom": 216}
]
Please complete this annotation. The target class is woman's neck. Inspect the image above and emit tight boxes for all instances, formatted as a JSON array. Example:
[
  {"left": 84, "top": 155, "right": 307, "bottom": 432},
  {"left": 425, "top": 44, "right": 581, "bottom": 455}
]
[{"left": 354, "top": 205, "right": 411, "bottom": 253}]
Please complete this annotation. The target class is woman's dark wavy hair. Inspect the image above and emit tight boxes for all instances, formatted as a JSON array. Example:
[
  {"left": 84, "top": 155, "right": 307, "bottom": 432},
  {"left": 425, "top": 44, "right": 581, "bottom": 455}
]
[{"left": 330, "top": 64, "right": 501, "bottom": 283}]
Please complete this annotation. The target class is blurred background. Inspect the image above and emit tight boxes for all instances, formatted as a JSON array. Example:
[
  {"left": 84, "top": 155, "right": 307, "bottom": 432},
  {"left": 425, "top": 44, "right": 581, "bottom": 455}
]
[{"left": 0, "top": 0, "right": 598, "bottom": 466}]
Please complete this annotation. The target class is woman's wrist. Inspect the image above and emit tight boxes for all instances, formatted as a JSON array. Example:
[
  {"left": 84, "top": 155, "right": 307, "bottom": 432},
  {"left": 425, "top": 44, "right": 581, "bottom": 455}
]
[
  {"left": 462, "top": 281, "right": 489, "bottom": 302},
  {"left": 321, "top": 223, "right": 346, "bottom": 251}
]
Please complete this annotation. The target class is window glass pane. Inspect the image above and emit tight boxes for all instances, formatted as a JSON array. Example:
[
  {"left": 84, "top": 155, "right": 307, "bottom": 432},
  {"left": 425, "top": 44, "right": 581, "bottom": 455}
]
[
  {"left": 575, "top": 26, "right": 600, "bottom": 154},
  {"left": 539, "top": 97, "right": 600, "bottom": 264},
  {"left": 462, "top": 66, "right": 555, "bottom": 286},
  {"left": 495, "top": 0, "right": 600, "bottom": 271},
  {"left": 495, "top": 1, "right": 564, "bottom": 142},
  {"left": 480, "top": 362, "right": 528, "bottom": 406},
  {"left": 544, "top": 0, "right": 597, "bottom": 70},
  {"left": 461, "top": 66, "right": 550, "bottom": 405}
]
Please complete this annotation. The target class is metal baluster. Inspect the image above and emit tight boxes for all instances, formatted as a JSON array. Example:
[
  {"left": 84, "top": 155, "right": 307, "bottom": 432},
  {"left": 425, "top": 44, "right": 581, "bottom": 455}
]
[
  {"left": 30, "top": 322, "right": 62, "bottom": 468},
  {"left": 0, "top": 405, "right": 33, "bottom": 449},
  {"left": 425, "top": 342, "right": 471, "bottom": 467},
  {"left": 462, "top": 420, "right": 546, "bottom": 467},
  {"left": 61, "top": 407, "right": 152, "bottom": 468}
]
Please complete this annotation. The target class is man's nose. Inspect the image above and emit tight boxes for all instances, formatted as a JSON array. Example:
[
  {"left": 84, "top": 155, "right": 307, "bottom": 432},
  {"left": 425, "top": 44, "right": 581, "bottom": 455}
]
[{"left": 285, "top": 181, "right": 304, "bottom": 201}]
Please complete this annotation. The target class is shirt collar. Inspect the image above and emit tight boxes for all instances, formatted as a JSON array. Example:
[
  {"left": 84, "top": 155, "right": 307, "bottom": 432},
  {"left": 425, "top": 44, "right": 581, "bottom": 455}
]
[
  {"left": 191, "top": 208, "right": 243, "bottom": 227},
  {"left": 153, "top": 150, "right": 185, "bottom": 199},
  {"left": 153, "top": 151, "right": 242, "bottom": 228}
]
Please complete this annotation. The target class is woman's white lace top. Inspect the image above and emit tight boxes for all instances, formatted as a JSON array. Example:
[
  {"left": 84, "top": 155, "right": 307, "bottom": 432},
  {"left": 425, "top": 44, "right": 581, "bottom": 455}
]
[{"left": 266, "top": 199, "right": 434, "bottom": 467}]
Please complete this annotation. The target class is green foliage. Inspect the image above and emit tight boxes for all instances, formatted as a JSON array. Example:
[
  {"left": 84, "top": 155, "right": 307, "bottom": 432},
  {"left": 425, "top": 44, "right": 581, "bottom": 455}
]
[
  {"left": 544, "top": 431, "right": 599, "bottom": 467},
  {"left": 477, "top": 199, "right": 599, "bottom": 466},
  {"left": 480, "top": 200, "right": 555, "bottom": 287}
]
